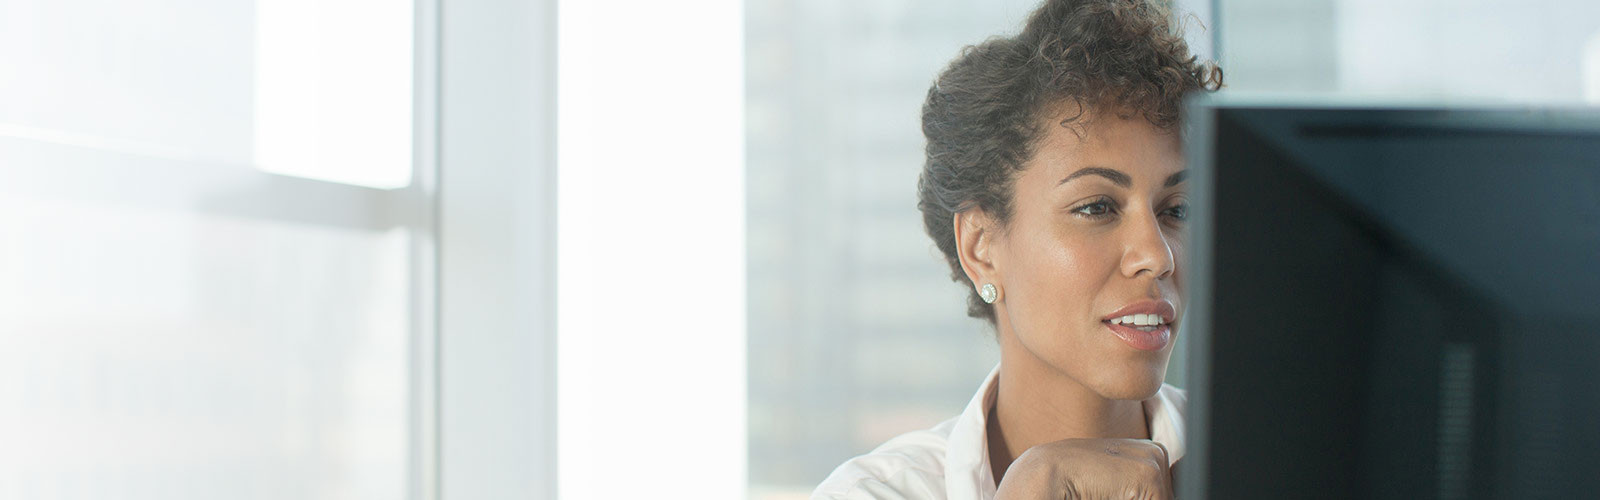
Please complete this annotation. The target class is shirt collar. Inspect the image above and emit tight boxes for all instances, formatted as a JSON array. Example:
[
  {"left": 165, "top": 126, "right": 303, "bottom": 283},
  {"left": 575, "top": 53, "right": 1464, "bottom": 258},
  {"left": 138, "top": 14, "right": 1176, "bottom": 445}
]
[
  {"left": 942, "top": 363, "right": 1186, "bottom": 500},
  {"left": 943, "top": 364, "right": 1001, "bottom": 500}
]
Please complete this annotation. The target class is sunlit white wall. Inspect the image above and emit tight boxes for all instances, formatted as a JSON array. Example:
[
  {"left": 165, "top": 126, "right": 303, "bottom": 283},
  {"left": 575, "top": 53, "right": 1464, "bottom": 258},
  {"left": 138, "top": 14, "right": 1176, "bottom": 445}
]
[{"left": 557, "top": 1, "right": 746, "bottom": 499}]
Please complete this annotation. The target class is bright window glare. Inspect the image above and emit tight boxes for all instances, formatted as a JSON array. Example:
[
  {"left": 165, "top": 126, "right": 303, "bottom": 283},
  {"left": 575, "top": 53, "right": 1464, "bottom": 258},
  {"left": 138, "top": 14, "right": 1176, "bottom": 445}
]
[
  {"left": 254, "top": 0, "right": 413, "bottom": 189},
  {"left": 556, "top": 0, "right": 746, "bottom": 499}
]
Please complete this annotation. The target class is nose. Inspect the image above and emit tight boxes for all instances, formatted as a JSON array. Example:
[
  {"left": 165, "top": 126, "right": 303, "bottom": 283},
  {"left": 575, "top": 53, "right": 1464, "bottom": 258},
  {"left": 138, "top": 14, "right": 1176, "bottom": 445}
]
[{"left": 1120, "top": 210, "right": 1175, "bottom": 280}]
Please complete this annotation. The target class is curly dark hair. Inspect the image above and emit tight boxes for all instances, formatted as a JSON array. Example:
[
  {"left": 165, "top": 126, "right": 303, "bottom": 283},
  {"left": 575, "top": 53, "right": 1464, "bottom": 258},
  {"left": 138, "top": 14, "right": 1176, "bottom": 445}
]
[{"left": 917, "top": 0, "right": 1223, "bottom": 324}]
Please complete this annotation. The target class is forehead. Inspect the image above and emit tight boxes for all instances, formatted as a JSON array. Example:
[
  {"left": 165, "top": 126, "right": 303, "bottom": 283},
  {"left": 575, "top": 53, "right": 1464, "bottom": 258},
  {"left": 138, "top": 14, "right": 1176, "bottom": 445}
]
[{"left": 1024, "top": 112, "right": 1184, "bottom": 182}]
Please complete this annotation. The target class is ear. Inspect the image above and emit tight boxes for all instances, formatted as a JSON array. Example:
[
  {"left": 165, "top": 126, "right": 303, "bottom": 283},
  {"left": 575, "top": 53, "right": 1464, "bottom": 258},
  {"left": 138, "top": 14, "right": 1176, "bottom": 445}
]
[{"left": 953, "top": 207, "right": 1002, "bottom": 297}]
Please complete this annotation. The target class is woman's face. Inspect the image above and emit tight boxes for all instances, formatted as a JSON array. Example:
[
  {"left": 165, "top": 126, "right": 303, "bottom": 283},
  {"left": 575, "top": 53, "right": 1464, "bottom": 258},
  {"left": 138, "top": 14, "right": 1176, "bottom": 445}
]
[{"left": 982, "top": 112, "right": 1187, "bottom": 401}]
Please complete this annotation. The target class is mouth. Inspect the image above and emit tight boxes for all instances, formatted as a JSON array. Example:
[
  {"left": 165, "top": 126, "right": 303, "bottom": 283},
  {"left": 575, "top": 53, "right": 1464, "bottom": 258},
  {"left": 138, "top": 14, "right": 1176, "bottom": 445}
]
[
  {"left": 1101, "top": 321, "right": 1171, "bottom": 351},
  {"left": 1104, "top": 313, "right": 1171, "bottom": 332},
  {"left": 1100, "top": 300, "right": 1177, "bottom": 351}
]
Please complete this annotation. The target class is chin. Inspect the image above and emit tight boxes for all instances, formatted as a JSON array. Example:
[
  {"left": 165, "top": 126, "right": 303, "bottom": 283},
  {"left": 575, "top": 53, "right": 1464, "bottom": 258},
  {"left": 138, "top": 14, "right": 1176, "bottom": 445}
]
[{"left": 1089, "top": 362, "right": 1169, "bottom": 400}]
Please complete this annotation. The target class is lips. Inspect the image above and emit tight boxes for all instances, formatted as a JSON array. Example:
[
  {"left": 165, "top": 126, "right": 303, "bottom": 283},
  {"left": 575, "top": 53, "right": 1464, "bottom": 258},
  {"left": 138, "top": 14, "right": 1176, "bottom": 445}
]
[
  {"left": 1101, "top": 300, "right": 1176, "bottom": 351},
  {"left": 1101, "top": 300, "right": 1177, "bottom": 324}
]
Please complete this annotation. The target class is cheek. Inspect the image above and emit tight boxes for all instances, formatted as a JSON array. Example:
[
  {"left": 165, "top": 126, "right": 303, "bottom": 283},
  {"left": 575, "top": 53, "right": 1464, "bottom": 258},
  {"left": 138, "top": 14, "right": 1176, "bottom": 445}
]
[
  {"left": 1009, "top": 228, "right": 1119, "bottom": 319},
  {"left": 1166, "top": 230, "right": 1187, "bottom": 292},
  {"left": 1049, "top": 239, "right": 1110, "bottom": 296}
]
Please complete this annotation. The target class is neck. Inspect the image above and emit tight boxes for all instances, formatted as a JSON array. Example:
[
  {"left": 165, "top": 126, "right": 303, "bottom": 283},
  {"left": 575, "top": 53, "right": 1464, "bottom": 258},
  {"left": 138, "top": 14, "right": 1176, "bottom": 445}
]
[{"left": 986, "top": 320, "right": 1150, "bottom": 485}]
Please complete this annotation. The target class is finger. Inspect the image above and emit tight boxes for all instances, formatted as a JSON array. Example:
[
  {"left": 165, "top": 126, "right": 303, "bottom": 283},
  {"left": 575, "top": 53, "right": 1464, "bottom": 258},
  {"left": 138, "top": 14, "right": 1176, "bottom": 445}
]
[
  {"left": 1147, "top": 441, "right": 1175, "bottom": 500},
  {"left": 1149, "top": 440, "right": 1171, "bottom": 469}
]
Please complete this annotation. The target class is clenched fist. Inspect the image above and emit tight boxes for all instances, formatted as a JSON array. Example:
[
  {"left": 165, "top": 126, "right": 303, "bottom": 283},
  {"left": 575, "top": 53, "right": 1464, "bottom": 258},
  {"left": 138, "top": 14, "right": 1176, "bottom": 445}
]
[{"left": 994, "top": 438, "right": 1175, "bottom": 500}]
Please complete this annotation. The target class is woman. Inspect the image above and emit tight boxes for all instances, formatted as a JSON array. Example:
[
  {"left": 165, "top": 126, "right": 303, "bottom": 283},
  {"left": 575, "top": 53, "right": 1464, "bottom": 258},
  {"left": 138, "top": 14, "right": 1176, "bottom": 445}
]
[{"left": 813, "top": 0, "right": 1222, "bottom": 499}]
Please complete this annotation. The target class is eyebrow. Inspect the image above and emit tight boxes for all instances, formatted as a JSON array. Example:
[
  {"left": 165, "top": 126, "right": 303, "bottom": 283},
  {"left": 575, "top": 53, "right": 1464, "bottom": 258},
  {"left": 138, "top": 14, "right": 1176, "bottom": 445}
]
[
  {"left": 1059, "top": 167, "right": 1130, "bottom": 188},
  {"left": 1058, "top": 167, "right": 1189, "bottom": 189},
  {"left": 1163, "top": 170, "right": 1188, "bottom": 188}
]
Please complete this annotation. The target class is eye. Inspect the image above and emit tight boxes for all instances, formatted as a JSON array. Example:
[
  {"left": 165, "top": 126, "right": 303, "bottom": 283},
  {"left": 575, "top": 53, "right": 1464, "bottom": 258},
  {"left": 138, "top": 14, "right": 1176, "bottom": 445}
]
[
  {"left": 1072, "top": 198, "right": 1119, "bottom": 219},
  {"left": 1161, "top": 201, "right": 1189, "bottom": 222}
]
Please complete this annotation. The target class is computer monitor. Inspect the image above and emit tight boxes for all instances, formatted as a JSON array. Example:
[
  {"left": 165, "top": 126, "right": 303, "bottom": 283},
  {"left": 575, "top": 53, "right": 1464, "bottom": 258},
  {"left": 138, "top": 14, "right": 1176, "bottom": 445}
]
[{"left": 1179, "top": 101, "right": 1600, "bottom": 500}]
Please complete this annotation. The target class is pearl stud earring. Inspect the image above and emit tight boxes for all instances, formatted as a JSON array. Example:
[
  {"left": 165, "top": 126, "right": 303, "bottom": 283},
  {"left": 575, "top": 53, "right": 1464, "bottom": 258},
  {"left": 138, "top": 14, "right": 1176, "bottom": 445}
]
[{"left": 979, "top": 283, "right": 998, "bottom": 304}]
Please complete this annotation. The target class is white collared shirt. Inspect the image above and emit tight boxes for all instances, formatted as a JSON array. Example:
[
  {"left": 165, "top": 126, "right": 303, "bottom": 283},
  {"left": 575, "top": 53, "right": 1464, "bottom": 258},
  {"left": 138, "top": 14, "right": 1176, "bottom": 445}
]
[{"left": 812, "top": 364, "right": 1188, "bottom": 500}]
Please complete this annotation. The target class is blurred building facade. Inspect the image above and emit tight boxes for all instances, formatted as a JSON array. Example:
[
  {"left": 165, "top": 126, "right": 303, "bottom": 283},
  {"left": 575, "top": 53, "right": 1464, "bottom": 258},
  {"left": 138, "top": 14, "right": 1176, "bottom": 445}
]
[{"left": 746, "top": 0, "right": 1085, "bottom": 494}]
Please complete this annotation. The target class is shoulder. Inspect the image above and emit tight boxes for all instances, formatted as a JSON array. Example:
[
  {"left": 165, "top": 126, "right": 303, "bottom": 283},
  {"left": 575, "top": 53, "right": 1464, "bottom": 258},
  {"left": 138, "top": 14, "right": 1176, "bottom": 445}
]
[{"left": 811, "top": 420, "right": 956, "bottom": 500}]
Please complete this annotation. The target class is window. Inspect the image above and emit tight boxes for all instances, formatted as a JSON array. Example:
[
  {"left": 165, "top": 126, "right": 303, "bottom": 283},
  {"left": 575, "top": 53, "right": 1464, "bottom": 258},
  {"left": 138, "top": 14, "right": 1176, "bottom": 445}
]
[{"left": 0, "top": 1, "right": 429, "bottom": 498}]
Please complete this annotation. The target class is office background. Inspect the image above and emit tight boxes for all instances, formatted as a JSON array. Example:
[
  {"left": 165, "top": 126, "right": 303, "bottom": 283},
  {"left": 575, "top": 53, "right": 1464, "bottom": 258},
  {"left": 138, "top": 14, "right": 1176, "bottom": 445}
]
[{"left": 3, "top": 0, "right": 1596, "bottom": 499}]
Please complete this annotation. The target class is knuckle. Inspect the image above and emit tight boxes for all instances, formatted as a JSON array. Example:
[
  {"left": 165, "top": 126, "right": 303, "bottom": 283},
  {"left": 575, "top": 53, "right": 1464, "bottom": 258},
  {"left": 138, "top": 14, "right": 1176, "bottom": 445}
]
[
  {"left": 1061, "top": 479, "right": 1082, "bottom": 500},
  {"left": 1119, "top": 484, "right": 1150, "bottom": 500},
  {"left": 1129, "top": 439, "right": 1166, "bottom": 459},
  {"left": 1149, "top": 441, "right": 1170, "bottom": 462},
  {"left": 1012, "top": 446, "right": 1047, "bottom": 466},
  {"left": 1146, "top": 458, "right": 1168, "bottom": 476},
  {"left": 1126, "top": 483, "right": 1169, "bottom": 500},
  {"left": 1133, "top": 458, "right": 1167, "bottom": 483}
]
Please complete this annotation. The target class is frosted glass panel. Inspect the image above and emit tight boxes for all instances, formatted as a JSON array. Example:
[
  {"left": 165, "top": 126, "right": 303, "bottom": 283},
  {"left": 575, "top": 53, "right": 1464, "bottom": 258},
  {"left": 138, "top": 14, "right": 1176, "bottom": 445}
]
[
  {"left": 0, "top": 195, "right": 410, "bottom": 500},
  {"left": 0, "top": 0, "right": 413, "bottom": 188},
  {"left": 0, "top": 0, "right": 254, "bottom": 164},
  {"left": 1335, "top": 0, "right": 1600, "bottom": 103},
  {"left": 1217, "top": 0, "right": 1600, "bottom": 103}
]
